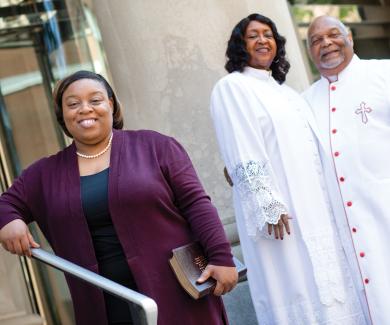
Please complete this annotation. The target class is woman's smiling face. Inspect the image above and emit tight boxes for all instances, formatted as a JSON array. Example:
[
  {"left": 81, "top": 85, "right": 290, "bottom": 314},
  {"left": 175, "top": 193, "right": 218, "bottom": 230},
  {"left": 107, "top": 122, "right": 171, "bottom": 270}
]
[
  {"left": 62, "top": 78, "right": 113, "bottom": 145},
  {"left": 245, "top": 20, "right": 277, "bottom": 70}
]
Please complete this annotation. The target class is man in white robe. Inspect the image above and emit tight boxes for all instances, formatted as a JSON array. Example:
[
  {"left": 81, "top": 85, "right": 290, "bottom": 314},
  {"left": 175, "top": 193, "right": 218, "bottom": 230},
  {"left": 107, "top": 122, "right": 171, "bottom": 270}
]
[{"left": 302, "top": 15, "right": 390, "bottom": 325}]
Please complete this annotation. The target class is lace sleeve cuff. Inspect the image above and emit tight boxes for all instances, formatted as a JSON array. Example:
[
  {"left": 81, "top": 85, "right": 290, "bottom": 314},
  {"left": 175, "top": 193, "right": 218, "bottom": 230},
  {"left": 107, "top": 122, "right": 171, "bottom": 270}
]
[{"left": 231, "top": 160, "right": 288, "bottom": 238}]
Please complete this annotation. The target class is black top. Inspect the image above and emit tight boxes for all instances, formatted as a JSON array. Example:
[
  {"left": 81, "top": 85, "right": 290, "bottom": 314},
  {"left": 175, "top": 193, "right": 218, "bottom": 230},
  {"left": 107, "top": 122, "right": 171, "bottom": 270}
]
[
  {"left": 81, "top": 168, "right": 137, "bottom": 324},
  {"left": 80, "top": 168, "right": 124, "bottom": 264}
]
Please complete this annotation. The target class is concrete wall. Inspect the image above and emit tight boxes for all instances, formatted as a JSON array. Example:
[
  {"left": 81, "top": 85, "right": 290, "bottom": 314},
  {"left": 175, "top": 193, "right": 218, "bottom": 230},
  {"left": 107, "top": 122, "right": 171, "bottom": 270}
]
[{"left": 90, "top": 0, "right": 311, "bottom": 245}]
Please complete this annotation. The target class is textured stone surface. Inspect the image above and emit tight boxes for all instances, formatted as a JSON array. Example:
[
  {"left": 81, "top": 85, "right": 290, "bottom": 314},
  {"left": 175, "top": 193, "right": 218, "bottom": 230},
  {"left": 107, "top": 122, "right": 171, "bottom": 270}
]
[{"left": 91, "top": 0, "right": 311, "bottom": 230}]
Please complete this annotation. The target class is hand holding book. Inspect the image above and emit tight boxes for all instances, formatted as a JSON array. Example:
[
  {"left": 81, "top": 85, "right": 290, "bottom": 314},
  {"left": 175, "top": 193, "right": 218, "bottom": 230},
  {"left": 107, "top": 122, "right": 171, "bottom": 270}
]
[
  {"left": 196, "top": 264, "right": 238, "bottom": 296},
  {"left": 169, "top": 242, "right": 247, "bottom": 299}
]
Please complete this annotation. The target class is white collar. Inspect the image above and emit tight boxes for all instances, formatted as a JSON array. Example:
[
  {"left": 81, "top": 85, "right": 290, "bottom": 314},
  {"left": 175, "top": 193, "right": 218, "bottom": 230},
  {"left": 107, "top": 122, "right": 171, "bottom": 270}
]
[
  {"left": 321, "top": 54, "right": 360, "bottom": 83},
  {"left": 243, "top": 66, "right": 272, "bottom": 81},
  {"left": 326, "top": 75, "right": 338, "bottom": 82}
]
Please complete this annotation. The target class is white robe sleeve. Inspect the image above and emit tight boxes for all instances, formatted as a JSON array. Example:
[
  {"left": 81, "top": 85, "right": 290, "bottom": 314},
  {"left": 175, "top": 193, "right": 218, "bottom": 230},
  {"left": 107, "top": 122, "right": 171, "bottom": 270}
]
[{"left": 210, "top": 76, "right": 288, "bottom": 238}]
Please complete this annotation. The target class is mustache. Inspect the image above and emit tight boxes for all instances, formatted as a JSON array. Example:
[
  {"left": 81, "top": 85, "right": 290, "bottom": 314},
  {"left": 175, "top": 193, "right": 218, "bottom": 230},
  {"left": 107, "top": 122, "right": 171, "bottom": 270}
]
[{"left": 319, "top": 48, "right": 339, "bottom": 58}]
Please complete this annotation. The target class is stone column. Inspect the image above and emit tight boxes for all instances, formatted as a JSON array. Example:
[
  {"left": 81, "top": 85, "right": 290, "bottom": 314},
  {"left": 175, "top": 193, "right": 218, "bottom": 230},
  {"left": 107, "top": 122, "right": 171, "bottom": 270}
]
[{"left": 90, "top": 0, "right": 310, "bottom": 250}]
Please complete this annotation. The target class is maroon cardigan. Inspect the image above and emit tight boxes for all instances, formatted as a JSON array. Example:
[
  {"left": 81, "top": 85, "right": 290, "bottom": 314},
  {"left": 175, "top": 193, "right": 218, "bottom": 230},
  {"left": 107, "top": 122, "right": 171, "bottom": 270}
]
[{"left": 0, "top": 129, "right": 234, "bottom": 325}]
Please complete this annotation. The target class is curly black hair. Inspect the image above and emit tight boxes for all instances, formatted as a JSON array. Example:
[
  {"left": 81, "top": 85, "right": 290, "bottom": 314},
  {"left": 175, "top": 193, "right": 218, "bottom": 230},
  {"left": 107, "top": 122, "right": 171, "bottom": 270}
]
[
  {"left": 53, "top": 70, "right": 123, "bottom": 138},
  {"left": 225, "top": 13, "right": 290, "bottom": 84}
]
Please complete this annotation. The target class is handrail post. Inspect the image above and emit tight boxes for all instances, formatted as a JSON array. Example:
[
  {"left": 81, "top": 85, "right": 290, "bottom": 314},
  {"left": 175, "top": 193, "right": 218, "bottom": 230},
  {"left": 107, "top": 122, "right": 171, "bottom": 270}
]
[{"left": 31, "top": 248, "right": 158, "bottom": 325}]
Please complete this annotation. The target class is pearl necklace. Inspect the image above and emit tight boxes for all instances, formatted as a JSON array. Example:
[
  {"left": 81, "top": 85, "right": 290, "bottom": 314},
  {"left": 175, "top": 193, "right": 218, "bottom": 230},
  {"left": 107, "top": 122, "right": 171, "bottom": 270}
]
[{"left": 76, "top": 133, "right": 113, "bottom": 159}]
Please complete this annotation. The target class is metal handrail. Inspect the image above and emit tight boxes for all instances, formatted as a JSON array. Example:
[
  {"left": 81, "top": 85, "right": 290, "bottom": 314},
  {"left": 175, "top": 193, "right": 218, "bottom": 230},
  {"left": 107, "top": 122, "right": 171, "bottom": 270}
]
[{"left": 31, "top": 248, "right": 158, "bottom": 325}]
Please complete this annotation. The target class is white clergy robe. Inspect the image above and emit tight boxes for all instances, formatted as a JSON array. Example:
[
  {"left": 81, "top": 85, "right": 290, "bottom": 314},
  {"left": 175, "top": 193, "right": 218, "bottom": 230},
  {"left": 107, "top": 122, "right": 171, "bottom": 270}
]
[
  {"left": 303, "top": 55, "right": 390, "bottom": 325},
  {"left": 210, "top": 67, "right": 367, "bottom": 325}
]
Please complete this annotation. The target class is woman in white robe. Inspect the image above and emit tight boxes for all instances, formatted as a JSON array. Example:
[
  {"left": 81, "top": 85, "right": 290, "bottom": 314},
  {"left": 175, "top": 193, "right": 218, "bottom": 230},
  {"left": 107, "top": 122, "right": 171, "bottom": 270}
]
[{"left": 210, "top": 13, "right": 367, "bottom": 325}]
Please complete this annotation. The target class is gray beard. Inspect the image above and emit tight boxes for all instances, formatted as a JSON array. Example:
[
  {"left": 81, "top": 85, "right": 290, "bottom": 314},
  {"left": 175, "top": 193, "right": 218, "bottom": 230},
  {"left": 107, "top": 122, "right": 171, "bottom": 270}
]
[{"left": 320, "top": 55, "right": 345, "bottom": 70}]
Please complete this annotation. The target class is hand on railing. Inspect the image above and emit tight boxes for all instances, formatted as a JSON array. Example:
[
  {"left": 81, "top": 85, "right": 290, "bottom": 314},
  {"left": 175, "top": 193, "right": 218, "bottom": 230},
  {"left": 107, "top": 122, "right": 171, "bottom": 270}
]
[
  {"left": 31, "top": 248, "right": 158, "bottom": 325},
  {"left": 0, "top": 219, "right": 40, "bottom": 257},
  {"left": 0, "top": 223, "right": 158, "bottom": 325}
]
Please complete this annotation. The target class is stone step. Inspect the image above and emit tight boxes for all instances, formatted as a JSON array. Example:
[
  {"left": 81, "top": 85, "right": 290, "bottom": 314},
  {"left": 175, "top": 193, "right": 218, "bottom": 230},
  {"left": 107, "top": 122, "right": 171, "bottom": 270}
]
[{"left": 223, "top": 280, "right": 257, "bottom": 325}]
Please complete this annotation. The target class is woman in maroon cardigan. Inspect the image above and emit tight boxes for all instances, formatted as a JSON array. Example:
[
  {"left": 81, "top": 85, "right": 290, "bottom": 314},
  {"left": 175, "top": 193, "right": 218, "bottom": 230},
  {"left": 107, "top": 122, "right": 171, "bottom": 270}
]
[{"left": 0, "top": 71, "right": 237, "bottom": 325}]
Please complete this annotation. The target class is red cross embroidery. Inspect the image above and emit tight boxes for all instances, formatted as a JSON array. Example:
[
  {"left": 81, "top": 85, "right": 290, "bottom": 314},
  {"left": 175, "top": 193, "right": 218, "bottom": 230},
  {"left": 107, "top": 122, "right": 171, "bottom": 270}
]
[{"left": 355, "top": 102, "right": 372, "bottom": 124}]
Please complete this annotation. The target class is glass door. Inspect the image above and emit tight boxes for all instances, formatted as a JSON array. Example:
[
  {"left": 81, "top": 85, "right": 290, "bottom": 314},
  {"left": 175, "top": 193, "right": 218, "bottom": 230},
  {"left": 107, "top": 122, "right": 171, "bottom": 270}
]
[{"left": 0, "top": 1, "right": 110, "bottom": 323}]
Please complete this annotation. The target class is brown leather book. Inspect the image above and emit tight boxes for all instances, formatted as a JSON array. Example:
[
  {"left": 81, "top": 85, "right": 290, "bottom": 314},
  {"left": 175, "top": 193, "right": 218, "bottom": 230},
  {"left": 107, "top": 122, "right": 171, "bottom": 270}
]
[{"left": 169, "top": 242, "right": 247, "bottom": 299}]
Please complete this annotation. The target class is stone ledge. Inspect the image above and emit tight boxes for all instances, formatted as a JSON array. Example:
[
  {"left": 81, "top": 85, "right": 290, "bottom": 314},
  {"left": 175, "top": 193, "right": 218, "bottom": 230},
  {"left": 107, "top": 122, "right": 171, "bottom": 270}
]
[{"left": 1, "top": 314, "right": 43, "bottom": 325}]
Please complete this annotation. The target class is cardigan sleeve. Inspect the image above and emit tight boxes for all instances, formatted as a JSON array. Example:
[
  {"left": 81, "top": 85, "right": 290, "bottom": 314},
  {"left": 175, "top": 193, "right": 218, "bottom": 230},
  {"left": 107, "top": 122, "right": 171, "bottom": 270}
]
[
  {"left": 210, "top": 76, "right": 288, "bottom": 238},
  {"left": 0, "top": 169, "right": 34, "bottom": 230},
  {"left": 160, "top": 137, "right": 234, "bottom": 267}
]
